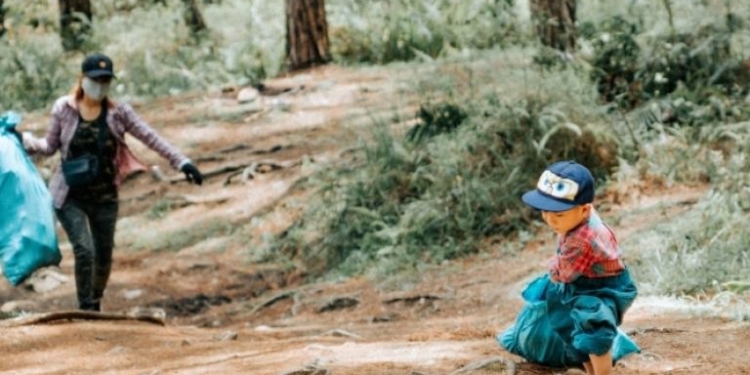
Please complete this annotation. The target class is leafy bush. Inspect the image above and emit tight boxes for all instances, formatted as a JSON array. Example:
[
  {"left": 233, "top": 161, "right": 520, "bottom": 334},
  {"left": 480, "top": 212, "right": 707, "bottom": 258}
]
[
  {"left": 638, "top": 27, "right": 747, "bottom": 101},
  {"left": 125, "top": 217, "right": 235, "bottom": 253},
  {"left": 580, "top": 6, "right": 750, "bottom": 114},
  {"left": 0, "top": 40, "right": 71, "bottom": 111},
  {"left": 0, "top": 0, "right": 284, "bottom": 110},
  {"left": 581, "top": 16, "right": 642, "bottom": 108},
  {"left": 0, "top": 0, "right": 525, "bottom": 110},
  {"left": 406, "top": 103, "right": 468, "bottom": 143},
  {"left": 263, "top": 62, "right": 620, "bottom": 277},
  {"left": 328, "top": 0, "right": 523, "bottom": 64},
  {"left": 630, "top": 143, "right": 750, "bottom": 295}
]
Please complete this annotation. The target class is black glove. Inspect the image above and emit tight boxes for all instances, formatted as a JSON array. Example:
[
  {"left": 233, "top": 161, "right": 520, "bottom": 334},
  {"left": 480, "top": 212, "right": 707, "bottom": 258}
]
[{"left": 181, "top": 163, "right": 203, "bottom": 185}]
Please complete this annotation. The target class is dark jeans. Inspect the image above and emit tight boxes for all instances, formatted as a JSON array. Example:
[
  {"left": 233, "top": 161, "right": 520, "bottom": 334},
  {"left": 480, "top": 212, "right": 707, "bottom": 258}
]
[{"left": 56, "top": 198, "right": 119, "bottom": 311}]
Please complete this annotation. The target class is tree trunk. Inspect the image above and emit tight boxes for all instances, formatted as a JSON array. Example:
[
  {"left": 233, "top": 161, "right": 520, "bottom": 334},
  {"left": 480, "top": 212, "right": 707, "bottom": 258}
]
[
  {"left": 183, "top": 0, "right": 207, "bottom": 36},
  {"left": 529, "top": 0, "right": 577, "bottom": 53},
  {"left": 59, "top": 0, "right": 92, "bottom": 51},
  {"left": 0, "top": 0, "right": 6, "bottom": 38},
  {"left": 285, "top": 0, "right": 331, "bottom": 71}
]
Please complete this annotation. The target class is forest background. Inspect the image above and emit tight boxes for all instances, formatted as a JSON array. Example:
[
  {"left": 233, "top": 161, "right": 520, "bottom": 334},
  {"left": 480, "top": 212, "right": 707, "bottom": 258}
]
[{"left": 1, "top": 0, "right": 749, "bottom": 319}]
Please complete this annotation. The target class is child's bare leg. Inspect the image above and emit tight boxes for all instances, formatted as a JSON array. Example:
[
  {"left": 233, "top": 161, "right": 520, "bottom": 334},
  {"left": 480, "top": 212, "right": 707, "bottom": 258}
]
[
  {"left": 589, "top": 351, "right": 613, "bottom": 375},
  {"left": 582, "top": 362, "right": 595, "bottom": 375}
]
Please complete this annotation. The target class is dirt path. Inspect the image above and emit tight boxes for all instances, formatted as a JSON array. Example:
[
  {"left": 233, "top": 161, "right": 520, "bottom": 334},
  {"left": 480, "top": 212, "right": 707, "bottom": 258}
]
[{"left": 2, "top": 65, "right": 749, "bottom": 375}]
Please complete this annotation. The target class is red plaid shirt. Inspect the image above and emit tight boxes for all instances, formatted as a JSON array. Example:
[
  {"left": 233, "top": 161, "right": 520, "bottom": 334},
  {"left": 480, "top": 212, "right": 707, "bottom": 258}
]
[{"left": 549, "top": 210, "right": 625, "bottom": 283}]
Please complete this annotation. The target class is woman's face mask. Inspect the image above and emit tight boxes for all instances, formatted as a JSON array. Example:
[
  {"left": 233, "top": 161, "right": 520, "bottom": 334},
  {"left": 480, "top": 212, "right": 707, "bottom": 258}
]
[{"left": 81, "top": 77, "right": 111, "bottom": 101}]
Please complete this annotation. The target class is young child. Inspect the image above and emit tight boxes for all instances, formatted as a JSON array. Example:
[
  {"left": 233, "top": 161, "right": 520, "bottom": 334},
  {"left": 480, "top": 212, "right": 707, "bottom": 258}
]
[{"left": 520, "top": 160, "right": 638, "bottom": 375}]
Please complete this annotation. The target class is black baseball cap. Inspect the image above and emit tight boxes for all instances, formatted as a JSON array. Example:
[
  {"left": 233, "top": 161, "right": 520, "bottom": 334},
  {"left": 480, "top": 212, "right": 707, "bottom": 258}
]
[
  {"left": 81, "top": 53, "right": 116, "bottom": 79},
  {"left": 522, "top": 160, "right": 595, "bottom": 212}
]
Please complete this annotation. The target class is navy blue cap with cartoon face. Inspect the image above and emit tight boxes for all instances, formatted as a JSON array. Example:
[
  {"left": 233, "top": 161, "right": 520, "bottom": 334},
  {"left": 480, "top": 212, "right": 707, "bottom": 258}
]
[{"left": 521, "top": 160, "right": 595, "bottom": 212}]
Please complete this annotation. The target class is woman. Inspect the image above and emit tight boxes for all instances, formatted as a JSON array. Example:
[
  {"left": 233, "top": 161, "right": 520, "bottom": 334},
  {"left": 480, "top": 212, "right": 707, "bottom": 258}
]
[{"left": 23, "top": 53, "right": 203, "bottom": 311}]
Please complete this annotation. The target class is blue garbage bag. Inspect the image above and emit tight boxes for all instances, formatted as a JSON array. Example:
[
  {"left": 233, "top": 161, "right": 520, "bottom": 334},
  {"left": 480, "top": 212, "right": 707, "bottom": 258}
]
[
  {"left": 0, "top": 111, "right": 61, "bottom": 286},
  {"left": 497, "top": 274, "right": 640, "bottom": 368}
]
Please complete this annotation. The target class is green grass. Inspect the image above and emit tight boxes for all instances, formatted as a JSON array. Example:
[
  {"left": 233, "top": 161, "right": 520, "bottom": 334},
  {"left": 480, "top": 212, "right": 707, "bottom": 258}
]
[
  {"left": 0, "top": 0, "right": 524, "bottom": 111},
  {"left": 626, "top": 134, "right": 750, "bottom": 296},
  {"left": 257, "top": 50, "right": 622, "bottom": 278},
  {"left": 123, "top": 217, "right": 235, "bottom": 253}
]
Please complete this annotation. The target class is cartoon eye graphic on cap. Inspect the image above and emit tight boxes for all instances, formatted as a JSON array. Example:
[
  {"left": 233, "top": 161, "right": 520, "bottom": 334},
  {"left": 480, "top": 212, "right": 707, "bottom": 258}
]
[
  {"left": 552, "top": 180, "right": 574, "bottom": 196},
  {"left": 537, "top": 171, "right": 579, "bottom": 201},
  {"left": 99, "top": 61, "right": 107, "bottom": 68}
]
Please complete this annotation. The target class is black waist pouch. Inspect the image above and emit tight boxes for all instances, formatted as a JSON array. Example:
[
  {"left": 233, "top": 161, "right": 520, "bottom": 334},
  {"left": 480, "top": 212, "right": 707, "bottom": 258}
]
[
  {"left": 62, "top": 153, "right": 100, "bottom": 187},
  {"left": 62, "top": 102, "right": 108, "bottom": 188}
]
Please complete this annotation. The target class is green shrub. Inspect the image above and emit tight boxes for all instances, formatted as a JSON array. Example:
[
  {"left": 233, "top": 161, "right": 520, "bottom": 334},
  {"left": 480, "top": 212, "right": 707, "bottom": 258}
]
[
  {"left": 0, "top": 41, "right": 71, "bottom": 111},
  {"left": 264, "top": 84, "right": 619, "bottom": 277},
  {"left": 406, "top": 103, "right": 468, "bottom": 143},
  {"left": 627, "top": 124, "right": 750, "bottom": 295},
  {"left": 328, "top": 0, "right": 522, "bottom": 64},
  {"left": 581, "top": 11, "right": 750, "bottom": 115},
  {"left": 0, "top": 0, "right": 283, "bottom": 110},
  {"left": 1, "top": 0, "right": 524, "bottom": 110},
  {"left": 582, "top": 16, "right": 642, "bottom": 108},
  {"left": 129, "top": 217, "right": 235, "bottom": 252}
]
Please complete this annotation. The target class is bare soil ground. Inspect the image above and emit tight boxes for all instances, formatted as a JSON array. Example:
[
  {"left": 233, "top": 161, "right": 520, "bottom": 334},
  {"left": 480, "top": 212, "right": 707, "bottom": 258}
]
[{"left": 1, "top": 65, "right": 749, "bottom": 375}]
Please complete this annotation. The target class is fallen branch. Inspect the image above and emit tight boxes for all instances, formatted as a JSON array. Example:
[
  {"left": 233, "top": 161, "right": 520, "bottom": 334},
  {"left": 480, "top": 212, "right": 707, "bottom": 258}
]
[
  {"left": 280, "top": 364, "right": 329, "bottom": 375},
  {"left": 224, "top": 169, "right": 246, "bottom": 185},
  {"left": 250, "top": 144, "right": 285, "bottom": 155},
  {"left": 225, "top": 164, "right": 257, "bottom": 185},
  {"left": 244, "top": 108, "right": 272, "bottom": 123},
  {"left": 250, "top": 291, "right": 297, "bottom": 315},
  {"left": 626, "top": 327, "right": 686, "bottom": 336},
  {"left": 170, "top": 158, "right": 294, "bottom": 184},
  {"left": 383, "top": 293, "right": 442, "bottom": 305},
  {"left": 191, "top": 144, "right": 254, "bottom": 163},
  {"left": 317, "top": 296, "right": 359, "bottom": 313},
  {"left": 1, "top": 310, "right": 166, "bottom": 327},
  {"left": 448, "top": 356, "right": 516, "bottom": 375},
  {"left": 218, "top": 144, "right": 252, "bottom": 154},
  {"left": 322, "top": 328, "right": 362, "bottom": 339},
  {"left": 191, "top": 164, "right": 246, "bottom": 182},
  {"left": 194, "top": 155, "right": 227, "bottom": 163},
  {"left": 159, "top": 194, "right": 231, "bottom": 208}
]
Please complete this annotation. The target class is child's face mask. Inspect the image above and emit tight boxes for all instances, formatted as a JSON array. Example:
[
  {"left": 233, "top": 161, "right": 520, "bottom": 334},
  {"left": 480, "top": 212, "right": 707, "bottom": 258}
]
[{"left": 82, "top": 77, "right": 111, "bottom": 101}]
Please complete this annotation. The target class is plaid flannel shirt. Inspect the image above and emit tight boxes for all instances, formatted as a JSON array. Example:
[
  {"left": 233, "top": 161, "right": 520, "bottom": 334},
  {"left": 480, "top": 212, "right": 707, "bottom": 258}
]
[{"left": 549, "top": 209, "right": 625, "bottom": 283}]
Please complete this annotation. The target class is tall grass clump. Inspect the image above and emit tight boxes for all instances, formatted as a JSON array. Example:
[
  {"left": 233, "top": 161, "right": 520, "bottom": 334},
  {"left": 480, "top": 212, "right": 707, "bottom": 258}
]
[
  {"left": 260, "top": 55, "right": 620, "bottom": 278},
  {"left": 0, "top": 0, "right": 285, "bottom": 110},
  {"left": 327, "top": 0, "right": 524, "bottom": 64},
  {"left": 97, "top": 0, "right": 286, "bottom": 99},
  {"left": 1, "top": 0, "right": 526, "bottom": 111},
  {"left": 628, "top": 125, "right": 750, "bottom": 296},
  {"left": 0, "top": 0, "right": 72, "bottom": 110},
  {"left": 574, "top": 0, "right": 750, "bottom": 298},
  {"left": 577, "top": 0, "right": 750, "bottom": 118},
  {"left": 0, "top": 40, "right": 72, "bottom": 111}
]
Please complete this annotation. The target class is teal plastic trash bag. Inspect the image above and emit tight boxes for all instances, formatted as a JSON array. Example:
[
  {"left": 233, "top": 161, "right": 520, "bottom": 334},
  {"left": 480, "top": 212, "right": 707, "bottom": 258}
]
[
  {"left": 497, "top": 274, "right": 640, "bottom": 368},
  {"left": 0, "top": 111, "right": 61, "bottom": 286}
]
